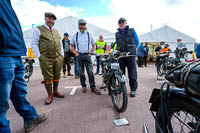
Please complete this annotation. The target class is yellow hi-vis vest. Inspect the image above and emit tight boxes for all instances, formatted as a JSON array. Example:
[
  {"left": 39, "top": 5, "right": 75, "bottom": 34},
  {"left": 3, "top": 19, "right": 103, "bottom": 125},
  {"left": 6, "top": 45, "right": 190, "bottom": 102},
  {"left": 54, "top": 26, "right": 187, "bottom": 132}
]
[
  {"left": 113, "top": 42, "right": 117, "bottom": 51},
  {"left": 96, "top": 40, "right": 106, "bottom": 54}
]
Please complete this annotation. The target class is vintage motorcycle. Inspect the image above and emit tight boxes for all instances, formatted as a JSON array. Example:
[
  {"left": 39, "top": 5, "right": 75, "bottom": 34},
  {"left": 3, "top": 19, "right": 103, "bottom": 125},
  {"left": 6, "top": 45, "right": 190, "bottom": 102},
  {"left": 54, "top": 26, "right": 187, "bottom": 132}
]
[
  {"left": 100, "top": 51, "right": 133, "bottom": 113},
  {"left": 22, "top": 57, "right": 35, "bottom": 82},
  {"left": 156, "top": 48, "right": 193, "bottom": 77},
  {"left": 148, "top": 60, "right": 200, "bottom": 133}
]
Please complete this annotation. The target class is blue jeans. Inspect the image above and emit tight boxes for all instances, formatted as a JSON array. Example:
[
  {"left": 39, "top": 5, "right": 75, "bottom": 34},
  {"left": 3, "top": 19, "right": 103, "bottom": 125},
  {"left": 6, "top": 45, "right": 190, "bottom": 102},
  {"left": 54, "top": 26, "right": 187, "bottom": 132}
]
[
  {"left": 119, "top": 56, "right": 138, "bottom": 91},
  {"left": 0, "top": 57, "right": 38, "bottom": 133},
  {"left": 74, "top": 57, "right": 79, "bottom": 76}
]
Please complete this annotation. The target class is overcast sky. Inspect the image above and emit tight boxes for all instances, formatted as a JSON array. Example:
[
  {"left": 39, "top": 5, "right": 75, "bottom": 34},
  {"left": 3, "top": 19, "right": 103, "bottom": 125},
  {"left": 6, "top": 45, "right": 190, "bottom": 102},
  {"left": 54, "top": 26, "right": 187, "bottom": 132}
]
[{"left": 12, "top": 0, "right": 200, "bottom": 41}]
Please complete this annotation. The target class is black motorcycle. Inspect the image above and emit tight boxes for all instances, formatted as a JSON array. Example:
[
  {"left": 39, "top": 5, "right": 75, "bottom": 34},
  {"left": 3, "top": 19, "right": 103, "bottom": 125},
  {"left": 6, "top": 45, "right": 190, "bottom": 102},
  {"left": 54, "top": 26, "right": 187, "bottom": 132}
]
[
  {"left": 156, "top": 52, "right": 172, "bottom": 77},
  {"left": 156, "top": 48, "right": 193, "bottom": 78},
  {"left": 149, "top": 60, "right": 200, "bottom": 133},
  {"left": 100, "top": 51, "right": 133, "bottom": 113},
  {"left": 22, "top": 57, "right": 35, "bottom": 82},
  {"left": 172, "top": 47, "right": 193, "bottom": 65}
]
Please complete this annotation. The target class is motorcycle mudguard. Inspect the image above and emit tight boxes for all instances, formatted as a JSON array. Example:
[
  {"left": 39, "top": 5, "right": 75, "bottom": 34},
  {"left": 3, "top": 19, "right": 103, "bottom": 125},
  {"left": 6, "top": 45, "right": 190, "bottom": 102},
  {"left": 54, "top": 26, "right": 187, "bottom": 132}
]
[
  {"left": 149, "top": 88, "right": 200, "bottom": 112},
  {"left": 114, "top": 71, "right": 127, "bottom": 83}
]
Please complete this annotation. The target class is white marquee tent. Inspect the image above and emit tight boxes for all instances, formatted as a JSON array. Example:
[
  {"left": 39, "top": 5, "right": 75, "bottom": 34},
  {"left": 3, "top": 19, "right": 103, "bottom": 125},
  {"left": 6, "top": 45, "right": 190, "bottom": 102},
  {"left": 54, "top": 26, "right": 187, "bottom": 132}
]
[{"left": 139, "top": 26, "right": 196, "bottom": 58}]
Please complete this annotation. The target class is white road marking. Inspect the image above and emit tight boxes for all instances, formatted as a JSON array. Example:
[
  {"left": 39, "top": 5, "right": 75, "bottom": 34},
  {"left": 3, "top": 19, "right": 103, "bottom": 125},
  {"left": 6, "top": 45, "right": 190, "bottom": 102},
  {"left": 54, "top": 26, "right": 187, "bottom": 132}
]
[{"left": 64, "top": 86, "right": 82, "bottom": 95}]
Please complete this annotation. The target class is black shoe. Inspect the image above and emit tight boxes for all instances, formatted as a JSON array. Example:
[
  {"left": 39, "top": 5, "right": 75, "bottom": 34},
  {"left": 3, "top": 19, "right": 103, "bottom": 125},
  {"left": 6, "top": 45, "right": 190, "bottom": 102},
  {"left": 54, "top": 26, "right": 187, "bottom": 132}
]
[
  {"left": 82, "top": 87, "right": 87, "bottom": 93},
  {"left": 24, "top": 114, "right": 47, "bottom": 132},
  {"left": 130, "top": 91, "right": 136, "bottom": 97},
  {"left": 95, "top": 72, "right": 99, "bottom": 75},
  {"left": 91, "top": 89, "right": 101, "bottom": 95}
]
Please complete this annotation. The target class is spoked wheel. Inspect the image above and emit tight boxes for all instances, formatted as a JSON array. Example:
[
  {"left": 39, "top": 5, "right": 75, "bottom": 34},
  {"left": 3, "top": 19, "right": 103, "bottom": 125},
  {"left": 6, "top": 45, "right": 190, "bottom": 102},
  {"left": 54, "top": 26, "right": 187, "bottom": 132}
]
[
  {"left": 157, "top": 62, "right": 167, "bottom": 76},
  {"left": 110, "top": 75, "right": 128, "bottom": 113},
  {"left": 24, "top": 62, "right": 33, "bottom": 82},
  {"left": 155, "top": 97, "right": 200, "bottom": 133}
]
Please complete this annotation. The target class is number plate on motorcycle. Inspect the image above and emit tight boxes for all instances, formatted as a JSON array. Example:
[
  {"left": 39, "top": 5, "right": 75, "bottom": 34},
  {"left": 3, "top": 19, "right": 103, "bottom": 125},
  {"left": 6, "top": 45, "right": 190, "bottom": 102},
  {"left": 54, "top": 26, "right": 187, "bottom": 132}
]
[
  {"left": 113, "top": 118, "right": 129, "bottom": 126},
  {"left": 111, "top": 63, "right": 120, "bottom": 69}
]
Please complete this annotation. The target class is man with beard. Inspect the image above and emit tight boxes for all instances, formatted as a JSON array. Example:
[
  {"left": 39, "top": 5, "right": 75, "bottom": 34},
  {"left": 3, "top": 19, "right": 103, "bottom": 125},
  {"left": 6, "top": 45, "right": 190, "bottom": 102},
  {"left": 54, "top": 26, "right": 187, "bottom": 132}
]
[
  {"left": 32, "top": 12, "right": 64, "bottom": 105},
  {"left": 70, "top": 19, "right": 101, "bottom": 95},
  {"left": 115, "top": 18, "right": 139, "bottom": 97}
]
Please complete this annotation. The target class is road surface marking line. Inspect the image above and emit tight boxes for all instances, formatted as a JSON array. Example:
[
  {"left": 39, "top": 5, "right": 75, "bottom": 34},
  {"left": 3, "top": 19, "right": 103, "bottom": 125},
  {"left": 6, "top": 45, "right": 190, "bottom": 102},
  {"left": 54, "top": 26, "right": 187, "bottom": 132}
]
[
  {"left": 69, "top": 87, "right": 78, "bottom": 95},
  {"left": 64, "top": 86, "right": 82, "bottom": 95}
]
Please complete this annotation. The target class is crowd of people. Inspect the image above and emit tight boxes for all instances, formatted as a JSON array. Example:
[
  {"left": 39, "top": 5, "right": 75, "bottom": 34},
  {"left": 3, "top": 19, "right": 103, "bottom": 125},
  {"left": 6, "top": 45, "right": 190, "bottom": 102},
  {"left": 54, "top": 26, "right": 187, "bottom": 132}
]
[
  {"left": 1, "top": 1, "right": 200, "bottom": 132},
  {"left": 0, "top": 1, "right": 140, "bottom": 131}
]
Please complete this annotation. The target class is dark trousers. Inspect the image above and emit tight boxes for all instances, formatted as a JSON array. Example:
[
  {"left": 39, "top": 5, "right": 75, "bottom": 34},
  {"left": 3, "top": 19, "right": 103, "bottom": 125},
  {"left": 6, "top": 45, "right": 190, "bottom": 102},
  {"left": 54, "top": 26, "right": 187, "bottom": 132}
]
[
  {"left": 96, "top": 56, "right": 103, "bottom": 73},
  {"left": 137, "top": 56, "right": 143, "bottom": 67},
  {"left": 63, "top": 52, "right": 71, "bottom": 73},
  {"left": 77, "top": 54, "right": 96, "bottom": 89},
  {"left": 74, "top": 56, "right": 79, "bottom": 76},
  {"left": 143, "top": 56, "right": 148, "bottom": 67},
  {"left": 119, "top": 56, "right": 138, "bottom": 91}
]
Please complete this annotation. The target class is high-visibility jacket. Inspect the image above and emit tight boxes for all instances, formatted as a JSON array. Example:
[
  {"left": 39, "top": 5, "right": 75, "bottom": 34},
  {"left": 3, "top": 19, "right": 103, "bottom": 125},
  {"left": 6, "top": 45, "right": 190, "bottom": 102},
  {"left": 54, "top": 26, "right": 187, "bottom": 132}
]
[
  {"left": 161, "top": 48, "right": 170, "bottom": 55},
  {"left": 113, "top": 42, "right": 117, "bottom": 51},
  {"left": 96, "top": 40, "right": 106, "bottom": 54}
]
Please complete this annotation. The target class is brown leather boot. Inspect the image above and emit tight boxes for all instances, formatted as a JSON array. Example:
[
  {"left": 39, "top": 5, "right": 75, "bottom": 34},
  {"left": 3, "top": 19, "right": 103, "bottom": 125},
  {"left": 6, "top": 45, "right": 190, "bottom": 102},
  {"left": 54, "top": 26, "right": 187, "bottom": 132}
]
[
  {"left": 53, "top": 81, "right": 65, "bottom": 98},
  {"left": 44, "top": 84, "right": 53, "bottom": 105},
  {"left": 67, "top": 72, "right": 74, "bottom": 76}
]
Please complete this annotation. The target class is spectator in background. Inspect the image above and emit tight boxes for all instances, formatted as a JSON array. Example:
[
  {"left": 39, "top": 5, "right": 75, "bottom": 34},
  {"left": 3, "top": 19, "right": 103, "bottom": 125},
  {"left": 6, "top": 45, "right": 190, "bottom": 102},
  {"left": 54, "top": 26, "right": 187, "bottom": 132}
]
[
  {"left": 161, "top": 43, "right": 172, "bottom": 56},
  {"left": 95, "top": 35, "right": 107, "bottom": 75},
  {"left": 137, "top": 43, "right": 145, "bottom": 67},
  {"left": 177, "top": 37, "right": 186, "bottom": 49},
  {"left": 155, "top": 42, "right": 164, "bottom": 66},
  {"left": 143, "top": 43, "right": 149, "bottom": 67},
  {"left": 196, "top": 43, "right": 200, "bottom": 59},
  {"left": 62, "top": 32, "right": 74, "bottom": 78}
]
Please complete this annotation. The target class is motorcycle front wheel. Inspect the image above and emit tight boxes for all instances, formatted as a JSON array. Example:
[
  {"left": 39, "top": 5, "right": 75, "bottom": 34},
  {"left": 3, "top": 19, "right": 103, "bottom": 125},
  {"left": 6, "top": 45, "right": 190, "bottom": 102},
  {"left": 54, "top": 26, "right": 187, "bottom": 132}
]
[
  {"left": 155, "top": 96, "right": 200, "bottom": 133},
  {"left": 110, "top": 75, "right": 128, "bottom": 113}
]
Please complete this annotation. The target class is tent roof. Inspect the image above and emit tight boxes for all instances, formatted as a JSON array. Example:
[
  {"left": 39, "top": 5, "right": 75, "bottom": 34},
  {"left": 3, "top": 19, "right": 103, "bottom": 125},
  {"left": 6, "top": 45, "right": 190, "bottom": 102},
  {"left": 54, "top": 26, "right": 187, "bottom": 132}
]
[
  {"left": 23, "top": 16, "right": 115, "bottom": 43},
  {"left": 139, "top": 26, "right": 196, "bottom": 43}
]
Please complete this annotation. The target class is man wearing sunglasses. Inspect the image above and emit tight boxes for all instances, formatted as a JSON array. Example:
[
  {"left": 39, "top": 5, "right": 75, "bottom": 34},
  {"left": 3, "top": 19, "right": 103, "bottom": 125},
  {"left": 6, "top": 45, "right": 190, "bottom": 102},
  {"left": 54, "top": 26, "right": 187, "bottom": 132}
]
[
  {"left": 115, "top": 18, "right": 139, "bottom": 97},
  {"left": 70, "top": 19, "right": 101, "bottom": 95}
]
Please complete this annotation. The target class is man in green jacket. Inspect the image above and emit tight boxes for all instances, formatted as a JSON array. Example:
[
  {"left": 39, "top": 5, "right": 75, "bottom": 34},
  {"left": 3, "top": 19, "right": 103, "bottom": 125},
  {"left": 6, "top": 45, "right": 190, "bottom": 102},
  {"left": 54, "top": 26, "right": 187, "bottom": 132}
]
[{"left": 32, "top": 12, "right": 64, "bottom": 105}]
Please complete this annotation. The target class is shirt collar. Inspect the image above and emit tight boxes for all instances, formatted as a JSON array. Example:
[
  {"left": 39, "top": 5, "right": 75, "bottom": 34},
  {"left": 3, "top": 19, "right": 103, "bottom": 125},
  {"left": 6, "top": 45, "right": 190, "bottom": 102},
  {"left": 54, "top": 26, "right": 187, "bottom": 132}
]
[{"left": 44, "top": 24, "right": 54, "bottom": 30}]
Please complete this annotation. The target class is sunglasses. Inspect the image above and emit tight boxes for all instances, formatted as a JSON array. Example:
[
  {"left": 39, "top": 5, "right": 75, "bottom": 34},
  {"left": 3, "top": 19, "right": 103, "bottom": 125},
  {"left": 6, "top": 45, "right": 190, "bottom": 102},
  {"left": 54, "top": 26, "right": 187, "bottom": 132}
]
[
  {"left": 79, "top": 23, "right": 86, "bottom": 26},
  {"left": 119, "top": 21, "right": 126, "bottom": 24}
]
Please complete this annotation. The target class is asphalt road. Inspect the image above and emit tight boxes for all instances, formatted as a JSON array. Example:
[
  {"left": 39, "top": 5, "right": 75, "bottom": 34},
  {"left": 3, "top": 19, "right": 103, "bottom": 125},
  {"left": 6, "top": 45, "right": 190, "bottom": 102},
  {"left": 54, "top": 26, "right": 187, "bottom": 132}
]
[{"left": 8, "top": 64, "right": 164, "bottom": 133}]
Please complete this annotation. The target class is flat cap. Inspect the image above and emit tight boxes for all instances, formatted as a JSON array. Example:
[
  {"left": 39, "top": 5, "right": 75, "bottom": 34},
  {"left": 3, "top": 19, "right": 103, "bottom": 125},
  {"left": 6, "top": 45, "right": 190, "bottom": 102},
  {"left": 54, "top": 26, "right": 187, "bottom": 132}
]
[
  {"left": 118, "top": 18, "right": 126, "bottom": 23},
  {"left": 78, "top": 19, "right": 87, "bottom": 24},
  {"left": 64, "top": 32, "right": 69, "bottom": 37},
  {"left": 45, "top": 12, "right": 57, "bottom": 20}
]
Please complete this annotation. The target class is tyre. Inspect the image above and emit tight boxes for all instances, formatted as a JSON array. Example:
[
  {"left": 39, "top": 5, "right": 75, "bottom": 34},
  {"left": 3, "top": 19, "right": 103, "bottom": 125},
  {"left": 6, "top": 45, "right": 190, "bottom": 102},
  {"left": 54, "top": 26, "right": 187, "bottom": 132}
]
[
  {"left": 155, "top": 96, "right": 200, "bottom": 133},
  {"left": 110, "top": 74, "right": 128, "bottom": 113},
  {"left": 24, "top": 62, "right": 33, "bottom": 79},
  {"left": 157, "top": 61, "right": 164, "bottom": 76}
]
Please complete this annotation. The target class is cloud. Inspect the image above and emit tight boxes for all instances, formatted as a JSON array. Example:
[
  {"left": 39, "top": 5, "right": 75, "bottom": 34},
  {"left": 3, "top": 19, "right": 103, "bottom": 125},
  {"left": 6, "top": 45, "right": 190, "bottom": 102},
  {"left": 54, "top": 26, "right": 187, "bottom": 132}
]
[
  {"left": 12, "top": 0, "right": 200, "bottom": 41},
  {"left": 86, "top": 0, "right": 200, "bottom": 41},
  {"left": 164, "top": 0, "right": 183, "bottom": 6},
  {"left": 11, "top": 0, "right": 86, "bottom": 29}
]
